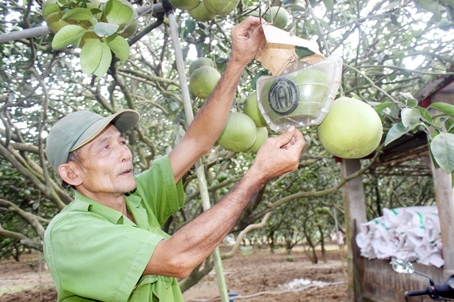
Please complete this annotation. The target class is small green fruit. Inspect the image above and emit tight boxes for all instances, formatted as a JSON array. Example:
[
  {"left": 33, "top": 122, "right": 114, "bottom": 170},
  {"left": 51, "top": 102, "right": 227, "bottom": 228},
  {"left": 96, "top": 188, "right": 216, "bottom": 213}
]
[
  {"left": 169, "top": 0, "right": 200, "bottom": 11},
  {"left": 217, "top": 112, "right": 257, "bottom": 152},
  {"left": 264, "top": 6, "right": 290, "bottom": 29},
  {"left": 189, "top": 57, "right": 215, "bottom": 76},
  {"left": 246, "top": 127, "right": 268, "bottom": 153},
  {"left": 204, "top": 0, "right": 239, "bottom": 15},
  {"left": 188, "top": 2, "right": 216, "bottom": 22},
  {"left": 317, "top": 97, "right": 383, "bottom": 159},
  {"left": 244, "top": 92, "right": 268, "bottom": 127},
  {"left": 189, "top": 66, "right": 221, "bottom": 99}
]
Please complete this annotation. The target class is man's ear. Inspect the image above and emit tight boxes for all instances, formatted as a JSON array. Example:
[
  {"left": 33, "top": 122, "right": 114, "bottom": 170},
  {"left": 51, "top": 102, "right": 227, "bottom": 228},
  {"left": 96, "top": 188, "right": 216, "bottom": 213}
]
[{"left": 58, "top": 163, "right": 83, "bottom": 187}]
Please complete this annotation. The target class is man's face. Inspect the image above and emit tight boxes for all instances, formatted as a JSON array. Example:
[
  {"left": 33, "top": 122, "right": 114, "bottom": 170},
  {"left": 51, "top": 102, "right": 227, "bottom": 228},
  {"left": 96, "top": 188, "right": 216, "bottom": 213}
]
[{"left": 74, "top": 124, "right": 136, "bottom": 198}]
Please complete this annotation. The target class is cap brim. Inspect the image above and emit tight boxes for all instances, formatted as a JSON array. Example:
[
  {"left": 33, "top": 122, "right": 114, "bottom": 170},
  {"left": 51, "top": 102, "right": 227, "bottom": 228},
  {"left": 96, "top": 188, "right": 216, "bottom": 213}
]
[{"left": 70, "top": 109, "right": 139, "bottom": 152}]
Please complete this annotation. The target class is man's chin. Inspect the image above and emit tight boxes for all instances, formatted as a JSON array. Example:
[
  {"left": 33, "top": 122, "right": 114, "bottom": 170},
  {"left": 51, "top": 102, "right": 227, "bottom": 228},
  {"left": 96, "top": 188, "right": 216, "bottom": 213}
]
[{"left": 124, "top": 181, "right": 137, "bottom": 195}]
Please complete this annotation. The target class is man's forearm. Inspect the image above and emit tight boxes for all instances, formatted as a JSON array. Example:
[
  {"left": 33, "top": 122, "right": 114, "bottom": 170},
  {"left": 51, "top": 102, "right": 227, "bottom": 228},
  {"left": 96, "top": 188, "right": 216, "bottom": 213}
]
[{"left": 148, "top": 167, "right": 265, "bottom": 278}]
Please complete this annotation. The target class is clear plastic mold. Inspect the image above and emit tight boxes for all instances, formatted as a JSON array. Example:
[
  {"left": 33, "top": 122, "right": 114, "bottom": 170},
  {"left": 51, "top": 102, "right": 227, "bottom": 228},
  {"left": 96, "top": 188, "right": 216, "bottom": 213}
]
[{"left": 256, "top": 54, "right": 343, "bottom": 132}]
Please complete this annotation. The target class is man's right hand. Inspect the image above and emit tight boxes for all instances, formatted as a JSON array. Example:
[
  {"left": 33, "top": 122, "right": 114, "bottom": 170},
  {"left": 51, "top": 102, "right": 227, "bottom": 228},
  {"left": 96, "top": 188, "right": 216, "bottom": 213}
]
[{"left": 250, "top": 126, "right": 305, "bottom": 182}]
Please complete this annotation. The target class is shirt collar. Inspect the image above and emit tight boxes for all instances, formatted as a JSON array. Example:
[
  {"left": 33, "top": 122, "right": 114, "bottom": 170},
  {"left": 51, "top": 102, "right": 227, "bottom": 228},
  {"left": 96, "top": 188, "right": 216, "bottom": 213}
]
[{"left": 74, "top": 191, "right": 130, "bottom": 225}]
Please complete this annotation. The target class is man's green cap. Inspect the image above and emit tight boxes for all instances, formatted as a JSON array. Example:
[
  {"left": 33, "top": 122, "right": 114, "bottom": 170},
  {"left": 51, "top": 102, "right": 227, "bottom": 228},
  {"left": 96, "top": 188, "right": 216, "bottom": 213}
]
[{"left": 46, "top": 110, "right": 140, "bottom": 172}]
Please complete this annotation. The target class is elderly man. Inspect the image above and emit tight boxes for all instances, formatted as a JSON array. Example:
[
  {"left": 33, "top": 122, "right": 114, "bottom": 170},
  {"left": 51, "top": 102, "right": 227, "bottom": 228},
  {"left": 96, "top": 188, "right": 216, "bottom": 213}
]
[{"left": 44, "top": 16, "right": 305, "bottom": 301}]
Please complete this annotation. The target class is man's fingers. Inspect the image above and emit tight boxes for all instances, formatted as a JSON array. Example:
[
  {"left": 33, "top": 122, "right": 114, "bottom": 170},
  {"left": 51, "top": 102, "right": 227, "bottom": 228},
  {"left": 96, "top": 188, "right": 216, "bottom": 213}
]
[{"left": 275, "top": 126, "right": 304, "bottom": 151}]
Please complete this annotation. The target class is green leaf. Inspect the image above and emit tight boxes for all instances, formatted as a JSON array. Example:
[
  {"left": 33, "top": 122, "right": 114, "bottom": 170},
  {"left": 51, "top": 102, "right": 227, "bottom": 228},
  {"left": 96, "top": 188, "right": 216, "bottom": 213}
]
[
  {"left": 105, "top": 0, "right": 134, "bottom": 26},
  {"left": 90, "top": 8, "right": 103, "bottom": 15},
  {"left": 252, "top": 70, "right": 270, "bottom": 90},
  {"left": 385, "top": 122, "right": 413, "bottom": 145},
  {"left": 94, "top": 22, "right": 119, "bottom": 37},
  {"left": 62, "top": 7, "right": 93, "bottom": 21},
  {"left": 323, "top": 0, "right": 334, "bottom": 11},
  {"left": 52, "top": 25, "right": 87, "bottom": 50},
  {"left": 430, "top": 132, "right": 454, "bottom": 174},
  {"left": 43, "top": 3, "right": 61, "bottom": 17},
  {"left": 284, "top": 3, "right": 306, "bottom": 11},
  {"left": 93, "top": 41, "right": 113, "bottom": 77},
  {"left": 106, "top": 34, "right": 130, "bottom": 61},
  {"left": 399, "top": 92, "right": 418, "bottom": 107},
  {"left": 429, "top": 102, "right": 454, "bottom": 117},
  {"left": 417, "top": 107, "right": 433, "bottom": 123},
  {"left": 295, "top": 47, "right": 315, "bottom": 58},
  {"left": 373, "top": 101, "right": 393, "bottom": 113},
  {"left": 80, "top": 39, "right": 102, "bottom": 74},
  {"left": 185, "top": 19, "right": 196, "bottom": 34},
  {"left": 414, "top": 0, "right": 442, "bottom": 20},
  {"left": 401, "top": 108, "right": 421, "bottom": 128},
  {"left": 447, "top": 118, "right": 454, "bottom": 132}
]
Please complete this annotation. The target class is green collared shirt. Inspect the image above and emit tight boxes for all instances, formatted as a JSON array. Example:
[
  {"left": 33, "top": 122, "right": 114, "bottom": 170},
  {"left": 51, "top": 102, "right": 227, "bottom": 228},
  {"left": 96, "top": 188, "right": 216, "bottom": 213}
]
[{"left": 44, "top": 155, "right": 185, "bottom": 301}]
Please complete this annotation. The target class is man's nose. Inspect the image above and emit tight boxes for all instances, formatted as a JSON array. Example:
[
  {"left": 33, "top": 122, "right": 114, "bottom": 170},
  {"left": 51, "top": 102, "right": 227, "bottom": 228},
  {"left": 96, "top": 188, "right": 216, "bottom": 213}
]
[{"left": 118, "top": 143, "right": 132, "bottom": 162}]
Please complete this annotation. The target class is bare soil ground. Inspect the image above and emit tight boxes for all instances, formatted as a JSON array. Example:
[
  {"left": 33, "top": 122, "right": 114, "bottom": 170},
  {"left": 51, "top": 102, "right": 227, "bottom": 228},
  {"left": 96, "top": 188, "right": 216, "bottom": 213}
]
[{"left": 0, "top": 246, "right": 348, "bottom": 302}]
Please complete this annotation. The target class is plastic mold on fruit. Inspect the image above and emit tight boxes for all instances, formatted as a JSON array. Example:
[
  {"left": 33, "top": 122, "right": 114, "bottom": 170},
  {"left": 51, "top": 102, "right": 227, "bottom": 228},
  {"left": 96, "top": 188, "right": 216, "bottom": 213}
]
[{"left": 256, "top": 54, "right": 343, "bottom": 132}]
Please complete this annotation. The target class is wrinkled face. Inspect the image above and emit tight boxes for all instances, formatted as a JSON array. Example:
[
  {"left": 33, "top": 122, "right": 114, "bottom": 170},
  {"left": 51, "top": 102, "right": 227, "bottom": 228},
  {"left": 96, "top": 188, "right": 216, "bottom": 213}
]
[{"left": 74, "top": 124, "right": 136, "bottom": 198}]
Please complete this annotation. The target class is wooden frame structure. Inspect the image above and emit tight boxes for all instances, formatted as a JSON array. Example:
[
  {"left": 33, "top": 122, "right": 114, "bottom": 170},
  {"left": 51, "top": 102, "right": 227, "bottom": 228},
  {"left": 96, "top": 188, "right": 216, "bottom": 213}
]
[{"left": 343, "top": 75, "right": 454, "bottom": 301}]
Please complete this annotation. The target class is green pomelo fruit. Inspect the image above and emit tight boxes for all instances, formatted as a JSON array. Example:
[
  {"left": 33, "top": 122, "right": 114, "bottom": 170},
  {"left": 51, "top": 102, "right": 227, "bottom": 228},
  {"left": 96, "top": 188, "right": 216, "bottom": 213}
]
[
  {"left": 243, "top": 92, "right": 267, "bottom": 127},
  {"left": 317, "top": 97, "right": 383, "bottom": 159},
  {"left": 44, "top": 11, "right": 71, "bottom": 33},
  {"left": 189, "top": 57, "right": 215, "bottom": 76},
  {"left": 246, "top": 127, "right": 268, "bottom": 153},
  {"left": 169, "top": 0, "right": 200, "bottom": 10},
  {"left": 290, "top": 68, "right": 331, "bottom": 116},
  {"left": 189, "top": 66, "right": 221, "bottom": 99},
  {"left": 204, "top": 0, "right": 239, "bottom": 15},
  {"left": 264, "top": 6, "right": 290, "bottom": 29},
  {"left": 43, "top": 0, "right": 103, "bottom": 34},
  {"left": 258, "top": 69, "right": 330, "bottom": 127},
  {"left": 188, "top": 2, "right": 216, "bottom": 22},
  {"left": 217, "top": 112, "right": 257, "bottom": 152}
]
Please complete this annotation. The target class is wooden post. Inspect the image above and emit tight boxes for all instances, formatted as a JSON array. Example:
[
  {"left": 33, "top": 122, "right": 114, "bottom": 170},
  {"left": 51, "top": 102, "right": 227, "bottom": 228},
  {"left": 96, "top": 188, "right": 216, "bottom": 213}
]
[
  {"left": 341, "top": 159, "right": 368, "bottom": 302},
  {"left": 430, "top": 162, "right": 454, "bottom": 279}
]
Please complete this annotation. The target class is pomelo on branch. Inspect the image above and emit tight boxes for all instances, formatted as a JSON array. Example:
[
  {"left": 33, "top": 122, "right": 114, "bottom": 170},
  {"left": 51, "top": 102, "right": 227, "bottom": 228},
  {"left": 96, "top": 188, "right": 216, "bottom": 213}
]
[
  {"left": 246, "top": 127, "right": 268, "bottom": 153},
  {"left": 243, "top": 92, "right": 268, "bottom": 127},
  {"left": 44, "top": 11, "right": 72, "bottom": 34},
  {"left": 188, "top": 2, "right": 216, "bottom": 22},
  {"left": 189, "top": 65, "right": 221, "bottom": 99},
  {"left": 217, "top": 112, "right": 257, "bottom": 152},
  {"left": 258, "top": 68, "right": 330, "bottom": 126},
  {"left": 169, "top": 0, "right": 200, "bottom": 11},
  {"left": 43, "top": 0, "right": 102, "bottom": 34},
  {"left": 264, "top": 6, "right": 290, "bottom": 29},
  {"left": 189, "top": 57, "right": 215, "bottom": 76},
  {"left": 204, "top": 0, "right": 239, "bottom": 15},
  {"left": 317, "top": 97, "right": 383, "bottom": 159},
  {"left": 289, "top": 68, "right": 331, "bottom": 116}
]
